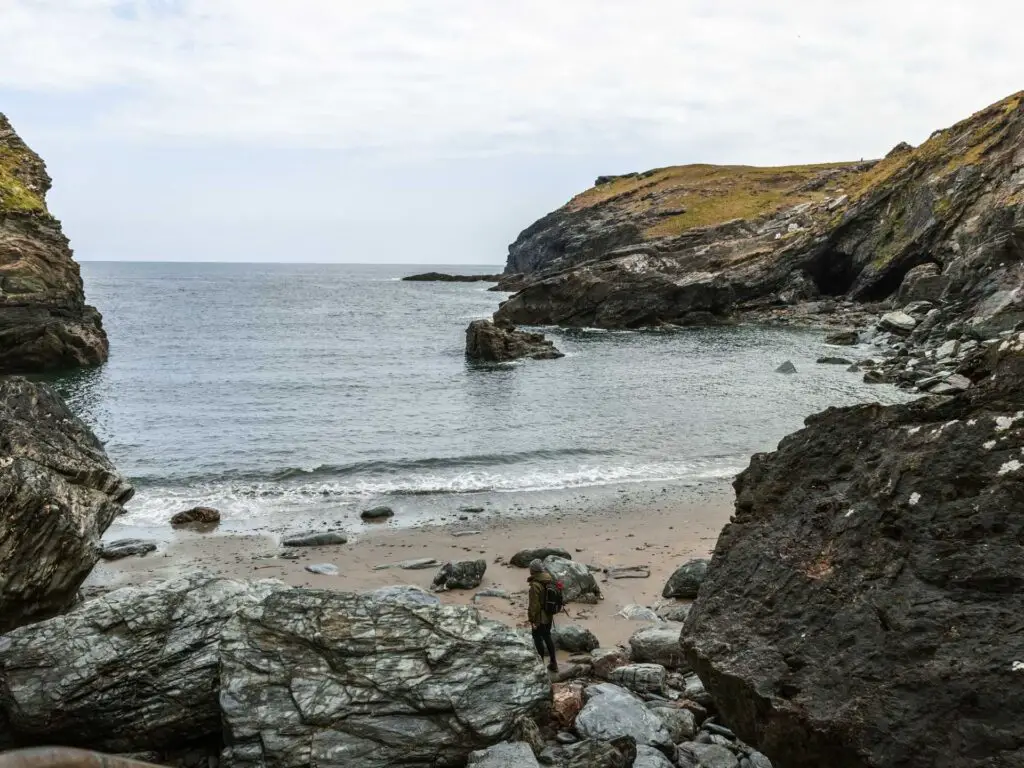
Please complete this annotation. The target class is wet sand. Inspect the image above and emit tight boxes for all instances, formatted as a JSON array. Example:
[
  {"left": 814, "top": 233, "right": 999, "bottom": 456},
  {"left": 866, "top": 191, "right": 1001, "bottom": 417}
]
[{"left": 88, "top": 480, "right": 734, "bottom": 650}]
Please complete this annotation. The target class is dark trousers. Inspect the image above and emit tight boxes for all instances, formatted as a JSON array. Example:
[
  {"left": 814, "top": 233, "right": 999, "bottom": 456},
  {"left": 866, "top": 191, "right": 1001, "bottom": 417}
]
[{"left": 532, "top": 622, "right": 556, "bottom": 665}]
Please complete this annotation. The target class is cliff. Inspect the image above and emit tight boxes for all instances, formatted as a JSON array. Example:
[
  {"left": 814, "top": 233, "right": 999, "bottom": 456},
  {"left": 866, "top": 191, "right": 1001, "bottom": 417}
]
[
  {"left": 0, "top": 113, "right": 107, "bottom": 373},
  {"left": 497, "top": 92, "right": 1024, "bottom": 332}
]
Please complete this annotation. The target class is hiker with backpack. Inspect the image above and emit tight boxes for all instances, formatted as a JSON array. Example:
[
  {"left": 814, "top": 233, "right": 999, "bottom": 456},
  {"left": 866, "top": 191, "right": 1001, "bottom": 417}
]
[{"left": 527, "top": 558, "right": 562, "bottom": 672}]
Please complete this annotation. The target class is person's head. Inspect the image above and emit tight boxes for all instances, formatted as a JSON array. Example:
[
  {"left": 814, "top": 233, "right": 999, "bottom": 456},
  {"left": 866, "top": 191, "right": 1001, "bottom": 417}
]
[{"left": 529, "top": 559, "right": 545, "bottom": 575}]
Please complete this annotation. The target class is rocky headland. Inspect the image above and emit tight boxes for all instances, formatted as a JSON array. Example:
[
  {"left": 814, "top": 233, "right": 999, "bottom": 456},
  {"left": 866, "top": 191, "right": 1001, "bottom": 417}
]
[
  {"left": 403, "top": 271, "right": 503, "bottom": 283},
  {"left": 0, "top": 114, "right": 108, "bottom": 373}
]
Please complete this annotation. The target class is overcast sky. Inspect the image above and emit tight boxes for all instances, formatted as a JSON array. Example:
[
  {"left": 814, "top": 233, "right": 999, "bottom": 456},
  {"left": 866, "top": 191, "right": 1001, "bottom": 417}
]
[{"left": 1, "top": 1, "right": 1021, "bottom": 264}]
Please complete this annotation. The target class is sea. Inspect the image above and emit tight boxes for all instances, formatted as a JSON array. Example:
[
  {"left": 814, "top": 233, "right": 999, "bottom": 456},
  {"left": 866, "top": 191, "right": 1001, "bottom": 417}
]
[{"left": 49, "top": 261, "right": 910, "bottom": 536}]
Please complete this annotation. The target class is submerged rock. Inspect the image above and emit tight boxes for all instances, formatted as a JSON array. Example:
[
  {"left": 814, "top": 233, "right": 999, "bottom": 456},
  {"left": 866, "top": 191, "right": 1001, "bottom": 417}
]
[
  {"left": 0, "top": 574, "right": 285, "bottom": 752},
  {"left": 219, "top": 589, "right": 550, "bottom": 768},
  {"left": 402, "top": 272, "right": 503, "bottom": 283},
  {"left": 775, "top": 361, "right": 797, "bottom": 374},
  {"left": 170, "top": 506, "right": 221, "bottom": 527},
  {"left": 432, "top": 559, "right": 487, "bottom": 591},
  {"left": 0, "top": 378, "right": 134, "bottom": 633},
  {"left": 684, "top": 351, "right": 1024, "bottom": 767},
  {"left": 465, "top": 319, "right": 564, "bottom": 362}
]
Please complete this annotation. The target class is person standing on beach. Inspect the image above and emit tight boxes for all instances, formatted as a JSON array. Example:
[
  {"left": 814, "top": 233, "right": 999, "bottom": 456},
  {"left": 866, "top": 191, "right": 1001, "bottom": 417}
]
[{"left": 528, "top": 559, "right": 558, "bottom": 672}]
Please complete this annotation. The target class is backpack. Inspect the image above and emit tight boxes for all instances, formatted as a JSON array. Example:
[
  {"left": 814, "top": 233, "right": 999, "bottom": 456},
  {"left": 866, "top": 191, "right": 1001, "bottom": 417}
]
[{"left": 543, "top": 580, "right": 565, "bottom": 616}]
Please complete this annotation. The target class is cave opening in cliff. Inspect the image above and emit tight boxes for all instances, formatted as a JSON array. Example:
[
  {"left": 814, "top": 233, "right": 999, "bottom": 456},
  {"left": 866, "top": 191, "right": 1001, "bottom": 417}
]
[{"left": 807, "top": 249, "right": 858, "bottom": 296}]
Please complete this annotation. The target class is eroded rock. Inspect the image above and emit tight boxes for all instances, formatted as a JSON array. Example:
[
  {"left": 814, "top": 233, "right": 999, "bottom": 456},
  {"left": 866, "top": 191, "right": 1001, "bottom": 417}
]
[
  {"left": 432, "top": 559, "right": 487, "bottom": 591},
  {"left": 465, "top": 319, "right": 564, "bottom": 362}
]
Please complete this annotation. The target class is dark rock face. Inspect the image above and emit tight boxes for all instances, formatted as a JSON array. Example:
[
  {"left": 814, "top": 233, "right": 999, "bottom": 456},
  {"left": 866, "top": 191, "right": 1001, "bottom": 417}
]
[
  {"left": 219, "top": 589, "right": 550, "bottom": 768},
  {"left": 402, "top": 272, "right": 503, "bottom": 282},
  {"left": 551, "top": 624, "right": 600, "bottom": 653},
  {"left": 683, "top": 350, "right": 1024, "bottom": 768},
  {"left": 0, "top": 113, "right": 108, "bottom": 373},
  {"left": 497, "top": 92, "right": 1024, "bottom": 333},
  {"left": 0, "top": 574, "right": 285, "bottom": 752},
  {"left": 170, "top": 506, "right": 220, "bottom": 526},
  {"left": 431, "top": 559, "right": 487, "bottom": 591},
  {"left": 663, "top": 559, "right": 709, "bottom": 599},
  {"left": 0, "top": 378, "right": 134, "bottom": 633},
  {"left": 465, "top": 319, "right": 564, "bottom": 362}
]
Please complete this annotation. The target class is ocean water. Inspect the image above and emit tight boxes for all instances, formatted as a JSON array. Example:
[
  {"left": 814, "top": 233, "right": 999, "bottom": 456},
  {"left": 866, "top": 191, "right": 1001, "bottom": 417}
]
[{"left": 52, "top": 261, "right": 908, "bottom": 532}]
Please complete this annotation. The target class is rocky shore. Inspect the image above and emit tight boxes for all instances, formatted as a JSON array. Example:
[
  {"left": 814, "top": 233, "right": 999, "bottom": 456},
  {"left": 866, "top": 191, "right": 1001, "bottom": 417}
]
[
  {"left": 402, "top": 271, "right": 504, "bottom": 283},
  {"left": 0, "top": 114, "right": 109, "bottom": 373}
]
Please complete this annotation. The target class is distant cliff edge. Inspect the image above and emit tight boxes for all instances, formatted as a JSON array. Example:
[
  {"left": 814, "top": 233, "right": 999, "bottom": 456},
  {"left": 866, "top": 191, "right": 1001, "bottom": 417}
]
[{"left": 0, "top": 113, "right": 107, "bottom": 373}]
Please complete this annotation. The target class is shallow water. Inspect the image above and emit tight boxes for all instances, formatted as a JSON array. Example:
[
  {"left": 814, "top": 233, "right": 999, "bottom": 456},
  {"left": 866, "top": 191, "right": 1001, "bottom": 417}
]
[{"left": 54, "top": 261, "right": 910, "bottom": 530}]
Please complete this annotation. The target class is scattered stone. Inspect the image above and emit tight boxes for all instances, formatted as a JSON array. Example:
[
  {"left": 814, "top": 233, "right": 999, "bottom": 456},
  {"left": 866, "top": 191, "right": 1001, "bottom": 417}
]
[
  {"left": 510, "top": 547, "right": 571, "bottom": 567},
  {"left": 576, "top": 683, "right": 673, "bottom": 749},
  {"left": 824, "top": 330, "right": 859, "bottom": 345},
  {"left": 304, "top": 563, "right": 338, "bottom": 576},
  {"left": 544, "top": 556, "right": 602, "bottom": 603},
  {"left": 551, "top": 623, "right": 600, "bottom": 652},
  {"left": 452, "top": 530, "right": 482, "bottom": 537},
  {"left": 373, "top": 557, "right": 441, "bottom": 571},
  {"left": 170, "top": 506, "right": 220, "bottom": 527},
  {"left": 663, "top": 559, "right": 709, "bottom": 599},
  {"left": 879, "top": 311, "right": 918, "bottom": 334},
  {"left": 467, "top": 742, "right": 541, "bottom": 768},
  {"left": 220, "top": 590, "right": 551, "bottom": 768},
  {"left": 472, "top": 588, "right": 511, "bottom": 603},
  {"left": 368, "top": 585, "right": 440, "bottom": 606},
  {"left": 98, "top": 539, "right": 157, "bottom": 561},
  {"left": 816, "top": 356, "right": 852, "bottom": 365},
  {"left": 403, "top": 272, "right": 502, "bottom": 283},
  {"left": 465, "top": 319, "right": 564, "bottom": 362},
  {"left": 775, "top": 360, "right": 797, "bottom": 374},
  {"left": 927, "top": 373, "right": 972, "bottom": 395},
  {"left": 360, "top": 505, "right": 394, "bottom": 521},
  {"left": 605, "top": 565, "right": 651, "bottom": 579},
  {"left": 629, "top": 624, "right": 688, "bottom": 669},
  {"left": 606, "top": 663, "right": 667, "bottom": 694},
  {"left": 432, "top": 559, "right": 487, "bottom": 591},
  {"left": 281, "top": 530, "right": 348, "bottom": 547},
  {"left": 459, "top": 505, "right": 486, "bottom": 513},
  {"left": 616, "top": 604, "right": 661, "bottom": 622}
]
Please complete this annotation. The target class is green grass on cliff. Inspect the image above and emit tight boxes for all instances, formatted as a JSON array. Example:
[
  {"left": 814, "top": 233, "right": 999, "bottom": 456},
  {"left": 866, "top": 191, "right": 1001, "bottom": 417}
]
[
  {"left": 0, "top": 147, "right": 45, "bottom": 214},
  {"left": 566, "top": 161, "right": 865, "bottom": 239}
]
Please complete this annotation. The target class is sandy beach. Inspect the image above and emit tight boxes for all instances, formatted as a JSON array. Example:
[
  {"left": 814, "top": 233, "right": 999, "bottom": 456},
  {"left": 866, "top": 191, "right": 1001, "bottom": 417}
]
[{"left": 88, "top": 480, "right": 735, "bottom": 651}]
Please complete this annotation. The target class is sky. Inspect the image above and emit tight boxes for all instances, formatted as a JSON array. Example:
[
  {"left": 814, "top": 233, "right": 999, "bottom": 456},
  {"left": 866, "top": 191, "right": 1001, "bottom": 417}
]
[{"left": 1, "top": 1, "right": 1021, "bottom": 265}]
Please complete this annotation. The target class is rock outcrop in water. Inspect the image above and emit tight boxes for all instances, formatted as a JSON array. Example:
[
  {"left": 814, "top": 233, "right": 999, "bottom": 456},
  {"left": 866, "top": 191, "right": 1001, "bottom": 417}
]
[
  {"left": 683, "top": 344, "right": 1024, "bottom": 768},
  {"left": 494, "top": 92, "right": 1024, "bottom": 335},
  {"left": 0, "top": 377, "right": 134, "bottom": 633},
  {"left": 0, "top": 113, "right": 108, "bottom": 372},
  {"left": 465, "top": 318, "right": 564, "bottom": 362},
  {"left": 402, "top": 271, "right": 503, "bottom": 283}
]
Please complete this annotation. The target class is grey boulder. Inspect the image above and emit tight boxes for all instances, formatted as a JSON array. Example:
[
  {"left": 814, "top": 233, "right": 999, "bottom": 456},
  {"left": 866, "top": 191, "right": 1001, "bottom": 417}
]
[
  {"left": 219, "top": 589, "right": 550, "bottom": 768},
  {"left": 606, "top": 663, "right": 667, "bottom": 694},
  {"left": 543, "top": 556, "right": 602, "bottom": 603},
  {"left": 467, "top": 742, "right": 541, "bottom": 768},
  {"left": 0, "top": 377, "right": 134, "bottom": 633},
  {"left": 574, "top": 683, "right": 673, "bottom": 749},
  {"left": 879, "top": 310, "right": 917, "bottom": 334},
  {"left": 651, "top": 705, "right": 697, "bottom": 742},
  {"left": 510, "top": 547, "right": 571, "bottom": 567},
  {"left": 98, "top": 539, "right": 157, "bottom": 560},
  {"left": 654, "top": 600, "right": 692, "bottom": 623},
  {"left": 282, "top": 530, "right": 348, "bottom": 547},
  {"left": 629, "top": 624, "right": 687, "bottom": 670},
  {"left": 432, "top": 559, "right": 487, "bottom": 591},
  {"left": 662, "top": 559, "right": 709, "bottom": 599},
  {"left": 0, "top": 573, "right": 286, "bottom": 752},
  {"left": 634, "top": 745, "right": 676, "bottom": 768},
  {"left": 677, "top": 743, "right": 739, "bottom": 768},
  {"left": 551, "top": 623, "right": 599, "bottom": 652}
]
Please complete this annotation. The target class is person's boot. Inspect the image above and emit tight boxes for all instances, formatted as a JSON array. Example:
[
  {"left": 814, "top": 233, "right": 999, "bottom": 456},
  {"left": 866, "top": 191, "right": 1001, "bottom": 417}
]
[{"left": 547, "top": 660, "right": 559, "bottom": 672}]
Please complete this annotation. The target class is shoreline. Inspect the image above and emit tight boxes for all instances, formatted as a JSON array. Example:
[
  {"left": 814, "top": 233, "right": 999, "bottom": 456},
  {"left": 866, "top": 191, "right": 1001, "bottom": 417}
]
[{"left": 88, "top": 478, "right": 735, "bottom": 650}]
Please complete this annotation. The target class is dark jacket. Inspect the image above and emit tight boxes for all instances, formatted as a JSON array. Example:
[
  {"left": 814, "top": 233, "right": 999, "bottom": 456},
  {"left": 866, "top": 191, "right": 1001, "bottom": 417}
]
[{"left": 528, "top": 571, "right": 553, "bottom": 625}]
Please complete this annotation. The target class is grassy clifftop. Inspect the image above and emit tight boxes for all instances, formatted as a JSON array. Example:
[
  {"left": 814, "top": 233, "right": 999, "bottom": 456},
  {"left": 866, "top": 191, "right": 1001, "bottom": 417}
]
[{"left": 0, "top": 114, "right": 47, "bottom": 214}]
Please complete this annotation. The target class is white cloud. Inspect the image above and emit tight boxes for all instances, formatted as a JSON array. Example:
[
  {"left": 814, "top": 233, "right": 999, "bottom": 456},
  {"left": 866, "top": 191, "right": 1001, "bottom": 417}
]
[{"left": 1, "top": 0, "right": 1022, "bottom": 160}]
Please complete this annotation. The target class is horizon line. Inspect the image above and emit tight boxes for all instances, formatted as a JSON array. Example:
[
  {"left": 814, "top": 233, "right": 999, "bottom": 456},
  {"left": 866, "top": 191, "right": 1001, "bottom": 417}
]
[{"left": 77, "top": 259, "right": 506, "bottom": 267}]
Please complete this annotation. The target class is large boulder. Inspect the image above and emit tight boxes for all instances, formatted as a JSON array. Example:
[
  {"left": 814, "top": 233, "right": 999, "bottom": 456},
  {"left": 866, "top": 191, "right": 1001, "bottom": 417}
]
[
  {"left": 629, "top": 624, "right": 688, "bottom": 670},
  {"left": 510, "top": 547, "right": 571, "bottom": 567},
  {"left": 431, "top": 559, "right": 487, "bottom": 591},
  {"left": 0, "top": 574, "right": 285, "bottom": 752},
  {"left": 543, "top": 556, "right": 602, "bottom": 603},
  {"left": 219, "top": 589, "right": 550, "bottom": 768},
  {"left": 684, "top": 351, "right": 1024, "bottom": 767},
  {"left": 465, "top": 319, "right": 564, "bottom": 362},
  {"left": 662, "top": 559, "right": 709, "bottom": 599},
  {"left": 574, "top": 683, "right": 673, "bottom": 750},
  {"left": 0, "top": 378, "right": 134, "bottom": 633},
  {"left": 551, "top": 623, "right": 599, "bottom": 652}
]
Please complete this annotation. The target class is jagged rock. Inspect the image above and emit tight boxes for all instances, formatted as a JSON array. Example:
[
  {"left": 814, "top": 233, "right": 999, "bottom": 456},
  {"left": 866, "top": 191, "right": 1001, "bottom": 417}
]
[
  {"left": 886, "top": 141, "right": 914, "bottom": 158},
  {"left": 219, "top": 590, "right": 550, "bottom": 768},
  {"left": 629, "top": 624, "right": 687, "bottom": 669},
  {"left": 897, "top": 263, "right": 947, "bottom": 304},
  {"left": 0, "top": 378, "right": 134, "bottom": 633},
  {"left": 170, "top": 506, "right": 221, "bottom": 527},
  {"left": 824, "top": 330, "right": 859, "bottom": 345},
  {"left": 651, "top": 705, "right": 697, "bottom": 742},
  {"left": 543, "top": 556, "right": 602, "bottom": 603},
  {"left": 663, "top": 559, "right": 709, "bottom": 599},
  {"left": 551, "top": 623, "right": 600, "bottom": 652},
  {"left": 575, "top": 683, "right": 673, "bottom": 749},
  {"left": 368, "top": 584, "right": 440, "bottom": 606},
  {"left": 281, "top": 530, "right": 347, "bottom": 547},
  {"left": 551, "top": 682, "right": 585, "bottom": 729},
  {"left": 684, "top": 352, "right": 1024, "bottom": 768},
  {"left": 591, "top": 647, "right": 630, "bottom": 680},
  {"left": 360, "top": 505, "right": 394, "bottom": 520},
  {"left": 926, "top": 373, "right": 972, "bottom": 395},
  {"left": 879, "top": 311, "right": 918, "bottom": 334},
  {"left": 98, "top": 538, "right": 157, "bottom": 560},
  {"left": 606, "top": 663, "right": 667, "bottom": 694},
  {"left": 510, "top": 547, "right": 571, "bottom": 567},
  {"left": 465, "top": 319, "right": 563, "bottom": 362},
  {"left": 563, "top": 736, "right": 637, "bottom": 768},
  {"left": 0, "top": 574, "right": 285, "bottom": 752},
  {"left": 936, "top": 338, "right": 960, "bottom": 359},
  {"left": 774, "top": 361, "right": 797, "bottom": 374},
  {"left": 634, "top": 744, "right": 676, "bottom": 768},
  {"left": 0, "top": 113, "right": 108, "bottom": 373},
  {"left": 467, "top": 742, "right": 540, "bottom": 767},
  {"left": 432, "top": 559, "right": 487, "bottom": 591}
]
